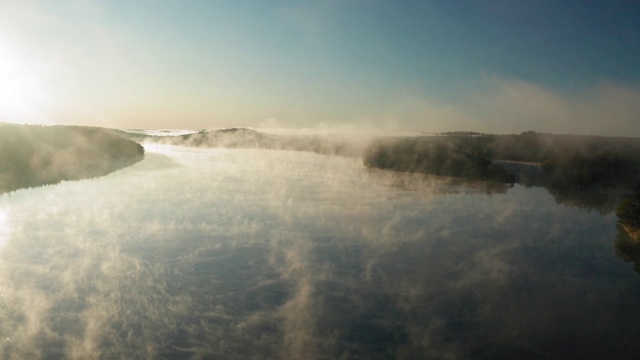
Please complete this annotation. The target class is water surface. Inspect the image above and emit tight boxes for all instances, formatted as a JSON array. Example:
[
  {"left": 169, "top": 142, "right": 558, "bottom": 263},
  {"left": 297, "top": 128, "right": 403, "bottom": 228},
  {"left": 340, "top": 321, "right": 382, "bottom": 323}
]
[{"left": 0, "top": 146, "right": 638, "bottom": 359}]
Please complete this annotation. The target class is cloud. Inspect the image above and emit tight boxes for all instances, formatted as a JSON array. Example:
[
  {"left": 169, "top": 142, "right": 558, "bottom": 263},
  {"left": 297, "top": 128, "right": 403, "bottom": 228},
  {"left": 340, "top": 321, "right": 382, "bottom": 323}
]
[
  {"left": 277, "top": 0, "right": 338, "bottom": 40},
  {"left": 380, "top": 78, "right": 640, "bottom": 136},
  {"left": 468, "top": 77, "right": 640, "bottom": 136},
  {"left": 377, "top": 89, "right": 475, "bottom": 134}
]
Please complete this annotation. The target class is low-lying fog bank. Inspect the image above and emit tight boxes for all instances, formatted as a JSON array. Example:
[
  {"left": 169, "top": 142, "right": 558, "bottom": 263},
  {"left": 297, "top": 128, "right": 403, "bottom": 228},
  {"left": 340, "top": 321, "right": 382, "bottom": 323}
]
[
  {"left": 124, "top": 127, "right": 640, "bottom": 213},
  {"left": 127, "top": 127, "right": 640, "bottom": 188},
  {"left": 4, "top": 124, "right": 640, "bottom": 218},
  {"left": 117, "top": 127, "right": 368, "bottom": 157}
]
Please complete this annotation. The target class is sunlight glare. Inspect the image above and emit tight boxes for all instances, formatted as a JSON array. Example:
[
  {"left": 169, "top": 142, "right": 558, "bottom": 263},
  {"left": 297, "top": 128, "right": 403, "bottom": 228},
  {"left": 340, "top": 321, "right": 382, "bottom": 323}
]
[
  {"left": 0, "top": 208, "right": 9, "bottom": 251},
  {"left": 0, "top": 37, "right": 50, "bottom": 123}
]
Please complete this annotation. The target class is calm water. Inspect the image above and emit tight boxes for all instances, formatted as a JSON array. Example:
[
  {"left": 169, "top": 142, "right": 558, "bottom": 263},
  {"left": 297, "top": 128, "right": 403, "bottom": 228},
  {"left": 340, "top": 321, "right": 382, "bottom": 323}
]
[{"left": 0, "top": 145, "right": 638, "bottom": 359}]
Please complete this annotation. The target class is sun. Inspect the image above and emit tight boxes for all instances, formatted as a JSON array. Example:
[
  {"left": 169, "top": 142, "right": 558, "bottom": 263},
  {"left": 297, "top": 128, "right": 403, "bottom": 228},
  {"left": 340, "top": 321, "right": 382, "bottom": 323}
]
[{"left": 0, "top": 37, "right": 50, "bottom": 124}]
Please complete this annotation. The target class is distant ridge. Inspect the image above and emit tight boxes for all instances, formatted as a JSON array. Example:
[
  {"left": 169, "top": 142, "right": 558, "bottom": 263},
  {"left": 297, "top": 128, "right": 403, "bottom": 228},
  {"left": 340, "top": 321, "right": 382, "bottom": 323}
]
[{"left": 125, "top": 127, "right": 366, "bottom": 157}]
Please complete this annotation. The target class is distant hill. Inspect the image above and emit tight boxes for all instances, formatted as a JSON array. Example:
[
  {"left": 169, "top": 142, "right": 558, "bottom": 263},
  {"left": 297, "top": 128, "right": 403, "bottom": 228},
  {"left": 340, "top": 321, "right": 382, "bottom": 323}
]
[
  {"left": 0, "top": 124, "right": 145, "bottom": 193},
  {"left": 120, "top": 127, "right": 367, "bottom": 157}
]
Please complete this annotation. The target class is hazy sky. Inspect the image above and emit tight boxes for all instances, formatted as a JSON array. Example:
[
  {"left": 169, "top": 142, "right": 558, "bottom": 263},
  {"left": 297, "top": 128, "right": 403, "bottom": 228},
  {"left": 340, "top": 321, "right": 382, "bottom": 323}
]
[{"left": 1, "top": 0, "right": 639, "bottom": 135}]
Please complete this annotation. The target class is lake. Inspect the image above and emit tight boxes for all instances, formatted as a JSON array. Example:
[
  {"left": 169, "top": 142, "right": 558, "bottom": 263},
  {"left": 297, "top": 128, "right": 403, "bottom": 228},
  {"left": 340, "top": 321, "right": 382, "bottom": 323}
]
[{"left": 0, "top": 145, "right": 638, "bottom": 359}]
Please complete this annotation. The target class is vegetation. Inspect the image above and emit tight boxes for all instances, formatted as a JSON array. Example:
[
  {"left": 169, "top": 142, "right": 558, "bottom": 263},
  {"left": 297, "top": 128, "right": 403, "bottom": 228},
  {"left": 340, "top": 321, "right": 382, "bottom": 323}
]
[
  {"left": 0, "top": 124, "right": 144, "bottom": 193},
  {"left": 617, "top": 193, "right": 640, "bottom": 230},
  {"left": 363, "top": 137, "right": 515, "bottom": 183},
  {"left": 615, "top": 225, "right": 640, "bottom": 274},
  {"left": 543, "top": 187, "right": 628, "bottom": 214},
  {"left": 361, "top": 131, "right": 640, "bottom": 188}
]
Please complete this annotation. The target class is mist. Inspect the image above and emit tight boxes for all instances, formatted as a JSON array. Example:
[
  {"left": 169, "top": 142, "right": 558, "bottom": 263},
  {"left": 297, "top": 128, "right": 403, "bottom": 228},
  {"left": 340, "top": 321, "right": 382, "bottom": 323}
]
[
  {"left": 1, "top": 142, "right": 639, "bottom": 359},
  {"left": 2, "top": 0, "right": 640, "bottom": 357}
]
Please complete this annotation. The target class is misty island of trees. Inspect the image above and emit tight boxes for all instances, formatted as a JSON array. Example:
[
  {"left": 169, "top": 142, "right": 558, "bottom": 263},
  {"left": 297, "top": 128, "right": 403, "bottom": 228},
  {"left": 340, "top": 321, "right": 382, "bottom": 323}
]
[
  {"left": 363, "top": 131, "right": 640, "bottom": 215},
  {"left": 363, "top": 131, "right": 640, "bottom": 188},
  {"left": 0, "top": 124, "right": 144, "bottom": 194},
  {"left": 615, "top": 196, "right": 640, "bottom": 273},
  {"left": 362, "top": 131, "right": 640, "bottom": 239},
  {"left": 362, "top": 136, "right": 516, "bottom": 183}
]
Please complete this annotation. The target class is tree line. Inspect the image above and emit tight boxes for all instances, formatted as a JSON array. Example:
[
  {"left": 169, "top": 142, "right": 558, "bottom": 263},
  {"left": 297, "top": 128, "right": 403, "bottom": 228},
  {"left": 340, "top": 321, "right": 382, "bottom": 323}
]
[
  {"left": 0, "top": 124, "right": 145, "bottom": 194},
  {"left": 362, "top": 131, "right": 640, "bottom": 189}
]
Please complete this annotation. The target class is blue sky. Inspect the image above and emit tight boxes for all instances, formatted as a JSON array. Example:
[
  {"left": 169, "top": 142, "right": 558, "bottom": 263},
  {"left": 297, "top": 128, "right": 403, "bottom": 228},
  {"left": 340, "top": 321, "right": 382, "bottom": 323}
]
[{"left": 0, "top": 0, "right": 639, "bottom": 135}]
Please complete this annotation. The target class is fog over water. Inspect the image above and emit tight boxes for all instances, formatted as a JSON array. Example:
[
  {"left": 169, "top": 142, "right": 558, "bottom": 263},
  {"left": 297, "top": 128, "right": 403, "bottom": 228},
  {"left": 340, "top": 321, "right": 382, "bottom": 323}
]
[{"left": 0, "top": 145, "right": 639, "bottom": 359}]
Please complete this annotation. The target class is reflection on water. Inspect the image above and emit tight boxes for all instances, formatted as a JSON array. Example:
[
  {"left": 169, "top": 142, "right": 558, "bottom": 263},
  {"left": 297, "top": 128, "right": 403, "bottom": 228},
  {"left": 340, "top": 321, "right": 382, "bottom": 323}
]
[
  {"left": 0, "top": 207, "right": 8, "bottom": 251},
  {"left": 0, "top": 146, "right": 639, "bottom": 359},
  {"left": 615, "top": 225, "right": 640, "bottom": 275},
  {"left": 546, "top": 186, "right": 628, "bottom": 214}
]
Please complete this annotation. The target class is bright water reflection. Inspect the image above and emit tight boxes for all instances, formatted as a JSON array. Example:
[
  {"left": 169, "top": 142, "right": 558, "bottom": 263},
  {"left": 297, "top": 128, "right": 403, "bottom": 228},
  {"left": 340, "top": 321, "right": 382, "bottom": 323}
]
[
  {"left": 0, "top": 207, "right": 8, "bottom": 252},
  {"left": 0, "top": 146, "right": 639, "bottom": 359}
]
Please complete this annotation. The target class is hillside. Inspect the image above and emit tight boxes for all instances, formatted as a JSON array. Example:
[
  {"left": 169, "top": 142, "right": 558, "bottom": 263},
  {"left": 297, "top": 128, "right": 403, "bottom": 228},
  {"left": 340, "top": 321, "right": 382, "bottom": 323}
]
[{"left": 0, "top": 124, "right": 145, "bottom": 193}]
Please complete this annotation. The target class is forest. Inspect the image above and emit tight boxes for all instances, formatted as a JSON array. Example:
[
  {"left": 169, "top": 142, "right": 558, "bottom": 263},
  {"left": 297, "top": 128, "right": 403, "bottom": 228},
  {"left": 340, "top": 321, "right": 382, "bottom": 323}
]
[
  {"left": 363, "top": 131, "right": 640, "bottom": 189},
  {"left": 361, "top": 131, "right": 640, "bottom": 233},
  {"left": 617, "top": 192, "right": 640, "bottom": 238},
  {"left": 0, "top": 124, "right": 145, "bottom": 193},
  {"left": 362, "top": 136, "right": 515, "bottom": 183}
]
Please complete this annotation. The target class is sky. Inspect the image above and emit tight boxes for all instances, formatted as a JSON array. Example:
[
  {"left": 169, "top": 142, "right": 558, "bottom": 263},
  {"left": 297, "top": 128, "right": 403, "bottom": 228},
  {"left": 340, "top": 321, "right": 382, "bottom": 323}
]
[{"left": 0, "top": 0, "right": 639, "bottom": 136}]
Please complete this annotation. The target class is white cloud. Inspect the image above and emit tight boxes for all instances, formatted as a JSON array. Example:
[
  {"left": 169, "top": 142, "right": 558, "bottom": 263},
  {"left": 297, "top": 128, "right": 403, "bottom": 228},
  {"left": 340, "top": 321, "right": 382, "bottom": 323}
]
[
  {"left": 379, "top": 78, "right": 640, "bottom": 136},
  {"left": 278, "top": 0, "right": 338, "bottom": 40}
]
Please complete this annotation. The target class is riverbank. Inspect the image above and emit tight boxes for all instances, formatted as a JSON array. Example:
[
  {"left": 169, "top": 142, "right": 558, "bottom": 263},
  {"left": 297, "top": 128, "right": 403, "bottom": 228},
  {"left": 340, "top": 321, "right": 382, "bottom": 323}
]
[{"left": 0, "top": 124, "right": 145, "bottom": 193}]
